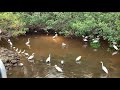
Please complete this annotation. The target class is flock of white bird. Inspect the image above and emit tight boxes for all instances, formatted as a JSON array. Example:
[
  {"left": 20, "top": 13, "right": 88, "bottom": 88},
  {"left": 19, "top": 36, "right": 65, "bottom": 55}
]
[
  {"left": 5, "top": 32, "right": 119, "bottom": 77},
  {"left": 7, "top": 38, "right": 34, "bottom": 64},
  {"left": 81, "top": 35, "right": 119, "bottom": 75}
]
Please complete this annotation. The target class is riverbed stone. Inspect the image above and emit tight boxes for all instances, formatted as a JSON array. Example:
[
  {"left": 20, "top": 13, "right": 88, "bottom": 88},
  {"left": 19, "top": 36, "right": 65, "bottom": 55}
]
[{"left": 0, "top": 47, "right": 20, "bottom": 70}]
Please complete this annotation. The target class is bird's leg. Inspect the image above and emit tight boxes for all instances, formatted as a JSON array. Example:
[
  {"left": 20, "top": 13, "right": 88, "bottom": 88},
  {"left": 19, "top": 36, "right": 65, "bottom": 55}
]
[
  {"left": 33, "top": 60, "right": 35, "bottom": 64},
  {"left": 47, "top": 63, "right": 50, "bottom": 65},
  {"left": 61, "top": 65, "right": 64, "bottom": 69},
  {"left": 76, "top": 61, "right": 81, "bottom": 64},
  {"left": 29, "top": 45, "right": 31, "bottom": 49}
]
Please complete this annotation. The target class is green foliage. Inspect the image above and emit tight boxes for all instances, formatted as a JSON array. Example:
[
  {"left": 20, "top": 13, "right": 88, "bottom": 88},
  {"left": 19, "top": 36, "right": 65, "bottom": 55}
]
[
  {"left": 1, "top": 12, "right": 120, "bottom": 48},
  {"left": 90, "top": 41, "right": 101, "bottom": 49},
  {"left": 0, "top": 12, "right": 28, "bottom": 36}
]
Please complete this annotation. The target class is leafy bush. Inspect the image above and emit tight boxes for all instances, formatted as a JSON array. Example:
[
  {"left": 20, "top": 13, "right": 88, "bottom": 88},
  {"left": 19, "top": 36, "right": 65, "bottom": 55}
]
[
  {"left": 1, "top": 12, "right": 120, "bottom": 48},
  {"left": 0, "top": 12, "right": 28, "bottom": 36},
  {"left": 90, "top": 41, "right": 101, "bottom": 49}
]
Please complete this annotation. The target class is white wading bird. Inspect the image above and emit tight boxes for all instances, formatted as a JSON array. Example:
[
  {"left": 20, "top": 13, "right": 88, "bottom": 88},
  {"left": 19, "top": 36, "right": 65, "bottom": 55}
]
[
  {"left": 9, "top": 41, "right": 13, "bottom": 47},
  {"left": 18, "top": 49, "right": 21, "bottom": 54},
  {"left": 52, "top": 32, "right": 58, "bottom": 39},
  {"left": 24, "top": 52, "right": 29, "bottom": 56},
  {"left": 15, "top": 48, "right": 18, "bottom": 52},
  {"left": 113, "top": 45, "right": 119, "bottom": 50},
  {"left": 13, "top": 47, "right": 16, "bottom": 50},
  {"left": 83, "top": 38, "right": 88, "bottom": 42},
  {"left": 61, "top": 60, "right": 64, "bottom": 65},
  {"left": 7, "top": 39, "right": 11, "bottom": 42},
  {"left": 100, "top": 61, "right": 108, "bottom": 74},
  {"left": 26, "top": 44, "right": 31, "bottom": 49},
  {"left": 25, "top": 38, "right": 30, "bottom": 45},
  {"left": 75, "top": 56, "right": 82, "bottom": 64},
  {"left": 76, "top": 56, "right": 82, "bottom": 62},
  {"left": 54, "top": 65, "right": 63, "bottom": 73},
  {"left": 28, "top": 53, "right": 35, "bottom": 63},
  {"left": 46, "top": 54, "right": 51, "bottom": 63},
  {"left": 28, "top": 53, "right": 35, "bottom": 60},
  {"left": 21, "top": 50, "right": 25, "bottom": 54},
  {"left": 112, "top": 51, "right": 118, "bottom": 56},
  {"left": 82, "top": 35, "right": 88, "bottom": 42},
  {"left": 62, "top": 42, "right": 66, "bottom": 47},
  {"left": 7, "top": 39, "right": 13, "bottom": 47},
  {"left": 92, "top": 38, "right": 99, "bottom": 43}
]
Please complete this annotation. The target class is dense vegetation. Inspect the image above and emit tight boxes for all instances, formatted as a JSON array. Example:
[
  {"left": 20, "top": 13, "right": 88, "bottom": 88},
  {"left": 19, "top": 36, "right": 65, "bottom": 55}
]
[{"left": 0, "top": 12, "right": 120, "bottom": 48}]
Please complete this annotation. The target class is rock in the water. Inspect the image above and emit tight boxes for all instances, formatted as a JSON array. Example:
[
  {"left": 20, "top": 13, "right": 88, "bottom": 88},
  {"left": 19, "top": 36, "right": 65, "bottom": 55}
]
[
  {"left": 11, "top": 60, "right": 18, "bottom": 63},
  {"left": 0, "top": 47, "right": 20, "bottom": 70},
  {"left": 18, "top": 63, "right": 24, "bottom": 67}
]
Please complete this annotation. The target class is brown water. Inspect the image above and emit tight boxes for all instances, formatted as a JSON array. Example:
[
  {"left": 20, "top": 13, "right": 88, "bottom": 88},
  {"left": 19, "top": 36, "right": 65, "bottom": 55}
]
[{"left": 1, "top": 35, "right": 120, "bottom": 78}]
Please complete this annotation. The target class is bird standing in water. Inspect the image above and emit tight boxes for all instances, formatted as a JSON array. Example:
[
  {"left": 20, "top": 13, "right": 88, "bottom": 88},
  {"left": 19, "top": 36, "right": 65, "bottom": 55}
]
[
  {"left": 7, "top": 39, "right": 13, "bottom": 48},
  {"left": 52, "top": 32, "right": 58, "bottom": 39},
  {"left": 15, "top": 48, "right": 18, "bottom": 52},
  {"left": 46, "top": 54, "right": 51, "bottom": 63},
  {"left": 100, "top": 61, "right": 108, "bottom": 74},
  {"left": 7, "top": 39, "right": 11, "bottom": 42},
  {"left": 18, "top": 49, "right": 21, "bottom": 54},
  {"left": 25, "top": 38, "right": 31, "bottom": 49},
  {"left": 21, "top": 50, "right": 25, "bottom": 54},
  {"left": 113, "top": 45, "right": 119, "bottom": 50},
  {"left": 25, "top": 38, "right": 30, "bottom": 45},
  {"left": 28, "top": 53, "right": 35, "bottom": 60},
  {"left": 54, "top": 65, "right": 63, "bottom": 73},
  {"left": 28, "top": 53, "right": 35, "bottom": 63},
  {"left": 13, "top": 47, "right": 16, "bottom": 50},
  {"left": 75, "top": 56, "right": 82, "bottom": 64},
  {"left": 61, "top": 60, "right": 64, "bottom": 65},
  {"left": 62, "top": 42, "right": 66, "bottom": 48},
  {"left": 9, "top": 41, "right": 13, "bottom": 48},
  {"left": 76, "top": 56, "right": 82, "bottom": 62},
  {"left": 27, "top": 44, "right": 31, "bottom": 49}
]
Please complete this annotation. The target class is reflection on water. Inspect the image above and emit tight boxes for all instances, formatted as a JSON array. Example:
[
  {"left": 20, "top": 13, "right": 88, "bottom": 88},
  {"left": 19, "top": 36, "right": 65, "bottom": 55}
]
[
  {"left": 45, "top": 65, "right": 65, "bottom": 78},
  {"left": 100, "top": 74, "right": 109, "bottom": 78},
  {"left": 81, "top": 71, "right": 93, "bottom": 78},
  {"left": 0, "top": 34, "right": 120, "bottom": 78}
]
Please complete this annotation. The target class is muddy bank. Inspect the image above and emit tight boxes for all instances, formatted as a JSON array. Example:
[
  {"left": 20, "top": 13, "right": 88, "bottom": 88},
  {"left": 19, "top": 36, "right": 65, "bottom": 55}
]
[{"left": 0, "top": 47, "right": 20, "bottom": 71}]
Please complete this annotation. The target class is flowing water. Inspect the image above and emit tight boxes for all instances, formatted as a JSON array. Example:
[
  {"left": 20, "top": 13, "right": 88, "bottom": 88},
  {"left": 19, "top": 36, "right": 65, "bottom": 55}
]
[{"left": 0, "top": 34, "right": 120, "bottom": 78}]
